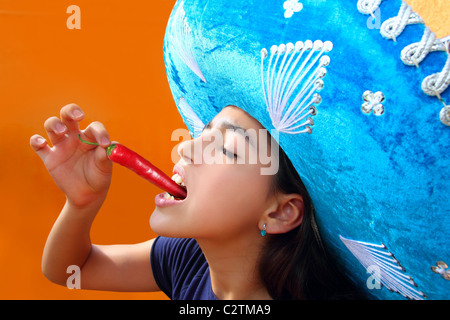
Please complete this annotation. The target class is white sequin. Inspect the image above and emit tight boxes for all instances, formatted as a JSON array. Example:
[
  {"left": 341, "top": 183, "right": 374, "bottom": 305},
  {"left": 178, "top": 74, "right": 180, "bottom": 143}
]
[
  {"left": 361, "top": 90, "right": 385, "bottom": 116},
  {"left": 283, "top": 0, "right": 303, "bottom": 19}
]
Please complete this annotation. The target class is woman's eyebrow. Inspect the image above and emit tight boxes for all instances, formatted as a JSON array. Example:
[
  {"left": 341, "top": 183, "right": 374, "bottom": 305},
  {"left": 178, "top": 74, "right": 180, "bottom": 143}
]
[
  {"left": 203, "top": 119, "right": 256, "bottom": 147},
  {"left": 202, "top": 120, "right": 212, "bottom": 131}
]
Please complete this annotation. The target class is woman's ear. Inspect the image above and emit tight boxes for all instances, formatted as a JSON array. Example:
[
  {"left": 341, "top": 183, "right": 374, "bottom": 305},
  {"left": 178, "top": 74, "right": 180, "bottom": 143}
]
[{"left": 262, "top": 194, "right": 304, "bottom": 235}]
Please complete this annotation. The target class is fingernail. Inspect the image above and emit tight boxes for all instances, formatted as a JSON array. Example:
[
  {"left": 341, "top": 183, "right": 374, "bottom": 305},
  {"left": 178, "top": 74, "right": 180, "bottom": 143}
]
[
  {"left": 101, "top": 137, "right": 110, "bottom": 146},
  {"left": 72, "top": 109, "right": 84, "bottom": 119},
  {"left": 36, "top": 137, "right": 46, "bottom": 145},
  {"left": 55, "top": 123, "right": 66, "bottom": 133}
]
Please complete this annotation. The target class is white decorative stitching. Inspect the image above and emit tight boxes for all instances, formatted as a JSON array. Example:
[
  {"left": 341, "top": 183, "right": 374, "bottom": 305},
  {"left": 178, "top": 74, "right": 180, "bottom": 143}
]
[
  {"left": 357, "top": 0, "right": 383, "bottom": 17},
  {"left": 178, "top": 97, "right": 205, "bottom": 138},
  {"left": 442, "top": 36, "right": 450, "bottom": 55},
  {"left": 357, "top": 1, "right": 450, "bottom": 123},
  {"left": 169, "top": 1, "right": 207, "bottom": 82},
  {"left": 400, "top": 27, "right": 436, "bottom": 67},
  {"left": 340, "top": 236, "right": 427, "bottom": 300},
  {"left": 261, "top": 40, "right": 332, "bottom": 134},
  {"left": 380, "top": 1, "right": 423, "bottom": 42},
  {"left": 439, "top": 105, "right": 450, "bottom": 126},
  {"left": 421, "top": 38, "right": 450, "bottom": 99}
]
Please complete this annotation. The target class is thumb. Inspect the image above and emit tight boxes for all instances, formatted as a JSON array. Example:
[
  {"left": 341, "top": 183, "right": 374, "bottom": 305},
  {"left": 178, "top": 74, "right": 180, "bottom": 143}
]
[{"left": 94, "top": 143, "right": 113, "bottom": 173}]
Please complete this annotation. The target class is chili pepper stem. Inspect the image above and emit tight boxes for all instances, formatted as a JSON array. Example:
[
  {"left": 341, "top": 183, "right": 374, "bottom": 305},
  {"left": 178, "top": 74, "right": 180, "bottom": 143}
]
[
  {"left": 78, "top": 134, "right": 99, "bottom": 146},
  {"left": 78, "top": 134, "right": 116, "bottom": 155},
  {"left": 106, "top": 144, "right": 117, "bottom": 156}
]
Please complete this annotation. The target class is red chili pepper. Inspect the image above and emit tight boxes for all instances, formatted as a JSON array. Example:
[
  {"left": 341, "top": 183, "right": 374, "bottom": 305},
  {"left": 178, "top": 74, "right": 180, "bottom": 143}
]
[{"left": 78, "top": 135, "right": 187, "bottom": 199}]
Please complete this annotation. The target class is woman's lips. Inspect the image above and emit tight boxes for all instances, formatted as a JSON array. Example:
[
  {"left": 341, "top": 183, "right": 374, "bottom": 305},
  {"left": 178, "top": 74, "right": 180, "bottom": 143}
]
[
  {"left": 154, "top": 192, "right": 185, "bottom": 208},
  {"left": 155, "top": 163, "right": 188, "bottom": 208}
]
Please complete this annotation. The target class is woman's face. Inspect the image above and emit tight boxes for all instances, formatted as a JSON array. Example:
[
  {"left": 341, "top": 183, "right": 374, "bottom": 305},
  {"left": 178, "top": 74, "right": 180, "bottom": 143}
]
[{"left": 150, "top": 106, "right": 278, "bottom": 241}]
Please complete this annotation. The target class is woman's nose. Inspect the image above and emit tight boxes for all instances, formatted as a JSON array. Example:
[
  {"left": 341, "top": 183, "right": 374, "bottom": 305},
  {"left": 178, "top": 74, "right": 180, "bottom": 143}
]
[
  {"left": 178, "top": 131, "right": 222, "bottom": 165},
  {"left": 178, "top": 136, "right": 203, "bottom": 165}
]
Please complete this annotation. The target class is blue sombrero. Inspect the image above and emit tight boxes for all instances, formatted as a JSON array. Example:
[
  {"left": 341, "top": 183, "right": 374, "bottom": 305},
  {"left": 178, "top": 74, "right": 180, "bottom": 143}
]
[{"left": 162, "top": 0, "right": 450, "bottom": 300}]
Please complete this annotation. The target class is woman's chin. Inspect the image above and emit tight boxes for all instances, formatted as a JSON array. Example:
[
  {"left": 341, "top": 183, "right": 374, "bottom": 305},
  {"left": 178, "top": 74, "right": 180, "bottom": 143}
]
[{"left": 149, "top": 207, "right": 184, "bottom": 237}]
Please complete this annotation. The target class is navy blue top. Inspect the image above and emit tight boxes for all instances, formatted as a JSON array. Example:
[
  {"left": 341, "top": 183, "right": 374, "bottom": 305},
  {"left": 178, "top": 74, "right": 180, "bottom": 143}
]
[{"left": 150, "top": 236, "right": 218, "bottom": 300}]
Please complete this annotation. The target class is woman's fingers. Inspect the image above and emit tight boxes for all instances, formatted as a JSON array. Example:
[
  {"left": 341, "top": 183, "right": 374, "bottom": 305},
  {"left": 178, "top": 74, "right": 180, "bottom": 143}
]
[
  {"left": 81, "top": 121, "right": 111, "bottom": 148},
  {"left": 81, "top": 122, "right": 112, "bottom": 168},
  {"left": 35, "top": 104, "right": 111, "bottom": 166},
  {"left": 43, "top": 102, "right": 83, "bottom": 146},
  {"left": 60, "top": 103, "right": 84, "bottom": 133},
  {"left": 30, "top": 134, "right": 51, "bottom": 162},
  {"left": 44, "top": 116, "right": 68, "bottom": 146}
]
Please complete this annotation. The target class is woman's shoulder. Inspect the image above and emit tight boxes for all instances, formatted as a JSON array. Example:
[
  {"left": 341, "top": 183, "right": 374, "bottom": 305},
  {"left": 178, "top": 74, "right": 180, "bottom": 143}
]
[
  {"left": 151, "top": 236, "right": 213, "bottom": 300},
  {"left": 151, "top": 236, "right": 207, "bottom": 274},
  {"left": 152, "top": 236, "right": 202, "bottom": 257}
]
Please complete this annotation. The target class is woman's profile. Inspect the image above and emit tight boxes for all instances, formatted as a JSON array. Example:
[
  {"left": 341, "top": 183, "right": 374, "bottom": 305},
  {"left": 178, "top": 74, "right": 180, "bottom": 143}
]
[{"left": 30, "top": 0, "right": 449, "bottom": 300}]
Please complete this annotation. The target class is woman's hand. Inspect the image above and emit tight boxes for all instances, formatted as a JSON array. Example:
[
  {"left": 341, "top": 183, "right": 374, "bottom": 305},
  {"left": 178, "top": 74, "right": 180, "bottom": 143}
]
[{"left": 30, "top": 103, "right": 112, "bottom": 211}]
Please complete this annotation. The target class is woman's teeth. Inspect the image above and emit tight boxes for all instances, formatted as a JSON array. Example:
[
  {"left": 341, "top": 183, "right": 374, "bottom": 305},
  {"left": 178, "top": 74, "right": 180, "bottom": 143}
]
[
  {"left": 172, "top": 173, "right": 185, "bottom": 187},
  {"left": 163, "top": 173, "right": 186, "bottom": 200},
  {"left": 163, "top": 192, "right": 176, "bottom": 200}
]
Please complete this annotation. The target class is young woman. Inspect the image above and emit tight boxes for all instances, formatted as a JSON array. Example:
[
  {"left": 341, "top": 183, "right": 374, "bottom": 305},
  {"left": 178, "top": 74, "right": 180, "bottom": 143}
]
[
  {"left": 30, "top": 0, "right": 450, "bottom": 301},
  {"left": 30, "top": 103, "right": 362, "bottom": 299}
]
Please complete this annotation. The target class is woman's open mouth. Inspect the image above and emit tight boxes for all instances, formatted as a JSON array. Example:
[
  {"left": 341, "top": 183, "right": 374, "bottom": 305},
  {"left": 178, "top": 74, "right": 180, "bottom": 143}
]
[{"left": 154, "top": 164, "right": 187, "bottom": 207}]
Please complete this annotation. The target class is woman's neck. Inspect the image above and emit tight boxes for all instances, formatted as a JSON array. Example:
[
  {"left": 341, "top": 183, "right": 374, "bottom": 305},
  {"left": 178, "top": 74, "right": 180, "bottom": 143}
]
[{"left": 196, "top": 235, "right": 272, "bottom": 300}]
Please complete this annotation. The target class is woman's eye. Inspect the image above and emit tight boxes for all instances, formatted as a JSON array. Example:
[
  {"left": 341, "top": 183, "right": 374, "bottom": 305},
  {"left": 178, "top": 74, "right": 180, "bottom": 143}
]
[{"left": 222, "top": 147, "right": 237, "bottom": 159}]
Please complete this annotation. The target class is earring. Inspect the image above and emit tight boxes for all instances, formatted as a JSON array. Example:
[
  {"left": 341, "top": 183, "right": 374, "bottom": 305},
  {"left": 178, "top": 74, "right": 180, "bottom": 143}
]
[{"left": 260, "top": 223, "right": 267, "bottom": 236}]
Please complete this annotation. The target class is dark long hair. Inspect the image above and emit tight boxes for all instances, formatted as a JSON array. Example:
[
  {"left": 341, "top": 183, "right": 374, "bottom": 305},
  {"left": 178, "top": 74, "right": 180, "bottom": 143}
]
[{"left": 259, "top": 147, "right": 364, "bottom": 300}]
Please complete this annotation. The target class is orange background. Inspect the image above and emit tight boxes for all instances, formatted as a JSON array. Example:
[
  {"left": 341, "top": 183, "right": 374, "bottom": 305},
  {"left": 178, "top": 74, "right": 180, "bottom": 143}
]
[{"left": 0, "top": 0, "right": 448, "bottom": 300}]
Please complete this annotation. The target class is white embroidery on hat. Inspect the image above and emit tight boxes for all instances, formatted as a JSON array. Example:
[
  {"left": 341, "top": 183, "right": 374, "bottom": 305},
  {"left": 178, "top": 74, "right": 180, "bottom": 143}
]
[
  {"left": 439, "top": 105, "right": 450, "bottom": 126},
  {"left": 357, "top": 0, "right": 383, "bottom": 17},
  {"left": 379, "top": 1, "right": 424, "bottom": 42},
  {"left": 283, "top": 0, "right": 303, "bottom": 19},
  {"left": 340, "top": 236, "right": 427, "bottom": 300},
  {"left": 261, "top": 40, "right": 332, "bottom": 134},
  {"left": 401, "top": 28, "right": 436, "bottom": 68},
  {"left": 178, "top": 97, "right": 205, "bottom": 138},
  {"left": 365, "top": 1, "right": 449, "bottom": 91},
  {"left": 361, "top": 90, "right": 385, "bottom": 116},
  {"left": 420, "top": 37, "right": 450, "bottom": 96},
  {"left": 169, "top": 0, "right": 207, "bottom": 82},
  {"left": 357, "top": 1, "right": 450, "bottom": 125}
]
